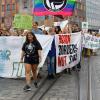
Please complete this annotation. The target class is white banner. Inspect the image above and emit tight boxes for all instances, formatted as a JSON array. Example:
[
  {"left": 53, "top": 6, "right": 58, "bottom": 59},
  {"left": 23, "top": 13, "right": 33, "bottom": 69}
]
[
  {"left": 55, "top": 32, "right": 81, "bottom": 73},
  {"left": 0, "top": 35, "right": 53, "bottom": 78},
  {"left": 82, "top": 34, "right": 100, "bottom": 49},
  {"left": 54, "top": 20, "right": 68, "bottom": 30}
]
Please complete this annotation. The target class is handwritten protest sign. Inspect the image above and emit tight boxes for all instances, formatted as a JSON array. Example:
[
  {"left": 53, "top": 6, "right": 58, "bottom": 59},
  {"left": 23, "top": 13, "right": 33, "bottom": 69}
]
[
  {"left": 82, "top": 22, "right": 88, "bottom": 33},
  {"left": 55, "top": 32, "right": 81, "bottom": 73},
  {"left": 82, "top": 34, "right": 100, "bottom": 49},
  {"left": 0, "top": 35, "right": 53, "bottom": 78},
  {"left": 13, "top": 14, "right": 33, "bottom": 29},
  {"left": 56, "top": 34, "right": 71, "bottom": 68}
]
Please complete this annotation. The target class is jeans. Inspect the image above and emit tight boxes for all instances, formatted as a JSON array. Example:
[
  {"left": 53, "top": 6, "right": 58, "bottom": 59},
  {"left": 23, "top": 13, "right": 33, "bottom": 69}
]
[{"left": 47, "top": 56, "right": 55, "bottom": 74}]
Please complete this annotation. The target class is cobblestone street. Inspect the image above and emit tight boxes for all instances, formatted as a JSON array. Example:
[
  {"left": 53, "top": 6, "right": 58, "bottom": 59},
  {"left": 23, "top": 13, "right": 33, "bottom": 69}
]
[
  {"left": 0, "top": 0, "right": 100, "bottom": 99},
  {"left": 0, "top": 53, "right": 100, "bottom": 100},
  {"left": 42, "top": 72, "right": 79, "bottom": 100},
  {"left": 90, "top": 53, "right": 100, "bottom": 100}
]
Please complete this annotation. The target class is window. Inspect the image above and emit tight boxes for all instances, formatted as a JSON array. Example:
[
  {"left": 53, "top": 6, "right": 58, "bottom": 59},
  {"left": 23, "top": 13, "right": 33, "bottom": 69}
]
[
  {"left": 12, "top": 4, "right": 15, "bottom": 10},
  {"left": 2, "top": 5, "right": 4, "bottom": 12},
  {"left": 2, "top": 17, "right": 4, "bottom": 23},
  {"left": 7, "top": 4, "right": 10, "bottom": 11},
  {"left": 23, "top": 1, "right": 28, "bottom": 8},
  {"left": 45, "top": 16, "right": 49, "bottom": 19}
]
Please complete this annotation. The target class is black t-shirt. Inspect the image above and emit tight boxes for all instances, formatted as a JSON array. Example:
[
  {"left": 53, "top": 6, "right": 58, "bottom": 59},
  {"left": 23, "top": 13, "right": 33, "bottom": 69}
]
[{"left": 22, "top": 40, "right": 42, "bottom": 58}]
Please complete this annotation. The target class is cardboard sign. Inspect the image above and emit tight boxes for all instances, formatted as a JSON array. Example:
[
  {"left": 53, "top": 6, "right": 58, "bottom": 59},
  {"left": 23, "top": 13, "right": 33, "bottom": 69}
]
[{"left": 13, "top": 14, "right": 33, "bottom": 29}]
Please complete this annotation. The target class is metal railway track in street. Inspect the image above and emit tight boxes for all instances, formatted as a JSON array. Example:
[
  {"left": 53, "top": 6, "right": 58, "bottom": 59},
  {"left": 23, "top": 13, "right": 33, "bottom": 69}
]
[
  {"left": 0, "top": 55, "right": 98, "bottom": 100},
  {"left": 87, "top": 52, "right": 100, "bottom": 100},
  {"left": 87, "top": 57, "right": 92, "bottom": 100},
  {"left": 81, "top": 54, "right": 99, "bottom": 100},
  {"left": 29, "top": 75, "right": 61, "bottom": 100},
  {"left": 29, "top": 71, "right": 80, "bottom": 100},
  {"left": 76, "top": 70, "right": 80, "bottom": 100}
]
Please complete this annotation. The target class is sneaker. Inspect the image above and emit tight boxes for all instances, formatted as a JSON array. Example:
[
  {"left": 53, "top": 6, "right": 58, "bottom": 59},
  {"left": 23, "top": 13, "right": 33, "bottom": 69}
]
[
  {"left": 68, "top": 68, "right": 72, "bottom": 75},
  {"left": 23, "top": 85, "right": 31, "bottom": 92},
  {"left": 50, "top": 74, "right": 55, "bottom": 79},
  {"left": 37, "top": 73, "right": 42, "bottom": 79},
  {"left": 34, "top": 82, "right": 38, "bottom": 88},
  {"left": 72, "top": 66, "right": 76, "bottom": 71},
  {"left": 47, "top": 74, "right": 51, "bottom": 79}
]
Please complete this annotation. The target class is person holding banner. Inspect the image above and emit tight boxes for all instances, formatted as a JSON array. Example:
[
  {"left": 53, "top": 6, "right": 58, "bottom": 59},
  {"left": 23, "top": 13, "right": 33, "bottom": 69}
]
[
  {"left": 47, "top": 27, "right": 56, "bottom": 79},
  {"left": 72, "top": 23, "right": 81, "bottom": 71},
  {"left": 32, "top": 22, "right": 43, "bottom": 34},
  {"left": 62, "top": 23, "right": 72, "bottom": 34},
  {"left": 61, "top": 23, "right": 72, "bottom": 74},
  {"left": 55, "top": 26, "right": 62, "bottom": 34},
  {"left": 20, "top": 31, "right": 42, "bottom": 91},
  {"left": 32, "top": 22, "right": 43, "bottom": 79}
]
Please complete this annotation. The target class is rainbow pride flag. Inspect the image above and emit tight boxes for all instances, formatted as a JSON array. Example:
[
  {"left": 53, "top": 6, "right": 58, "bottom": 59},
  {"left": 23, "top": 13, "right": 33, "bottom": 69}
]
[{"left": 33, "top": 0, "right": 76, "bottom": 16}]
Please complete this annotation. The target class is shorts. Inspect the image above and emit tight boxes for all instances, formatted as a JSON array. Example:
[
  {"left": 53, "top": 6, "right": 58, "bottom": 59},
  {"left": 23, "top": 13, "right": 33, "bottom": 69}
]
[{"left": 24, "top": 56, "right": 39, "bottom": 64}]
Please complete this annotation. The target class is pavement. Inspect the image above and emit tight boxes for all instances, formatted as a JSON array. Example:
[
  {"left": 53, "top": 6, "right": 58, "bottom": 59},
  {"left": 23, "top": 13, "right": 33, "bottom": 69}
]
[
  {"left": 0, "top": 66, "right": 47, "bottom": 100},
  {"left": 42, "top": 72, "right": 79, "bottom": 100},
  {"left": 0, "top": 52, "right": 100, "bottom": 100},
  {"left": 42, "top": 56, "right": 90, "bottom": 100},
  {"left": 79, "top": 57, "right": 89, "bottom": 100},
  {"left": 90, "top": 51, "right": 100, "bottom": 100}
]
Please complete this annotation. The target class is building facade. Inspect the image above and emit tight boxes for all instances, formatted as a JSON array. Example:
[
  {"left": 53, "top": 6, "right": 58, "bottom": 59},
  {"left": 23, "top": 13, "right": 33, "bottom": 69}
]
[
  {"left": 53, "top": 0, "right": 86, "bottom": 28},
  {"left": 32, "top": 0, "right": 86, "bottom": 27},
  {"left": 71, "top": 0, "right": 86, "bottom": 25},
  {"left": 0, "top": 0, "right": 34, "bottom": 29},
  {"left": 17, "top": 0, "right": 32, "bottom": 15},
  {"left": 86, "top": 0, "right": 100, "bottom": 31},
  {"left": 0, "top": 0, "right": 86, "bottom": 29},
  {"left": 0, "top": 0, "right": 18, "bottom": 29}
]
